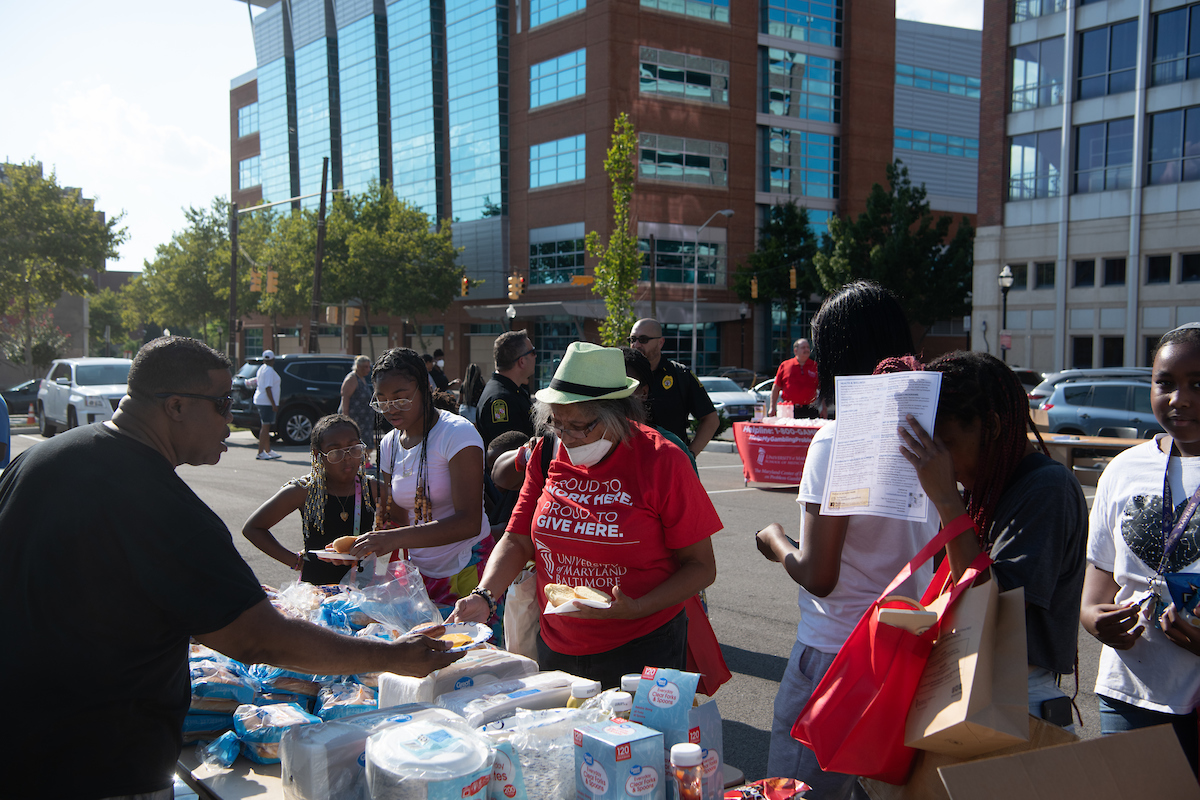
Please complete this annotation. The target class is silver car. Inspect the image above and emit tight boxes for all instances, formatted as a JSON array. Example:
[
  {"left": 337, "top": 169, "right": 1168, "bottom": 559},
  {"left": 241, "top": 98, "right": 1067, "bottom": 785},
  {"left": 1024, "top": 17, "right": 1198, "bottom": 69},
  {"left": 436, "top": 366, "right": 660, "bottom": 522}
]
[{"left": 698, "top": 376, "right": 761, "bottom": 422}]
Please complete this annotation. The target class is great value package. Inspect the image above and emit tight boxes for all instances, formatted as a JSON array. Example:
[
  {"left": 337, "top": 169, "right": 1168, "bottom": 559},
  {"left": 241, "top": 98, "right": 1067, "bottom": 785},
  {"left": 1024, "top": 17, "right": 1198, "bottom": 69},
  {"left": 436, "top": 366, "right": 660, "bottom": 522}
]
[
  {"left": 630, "top": 668, "right": 724, "bottom": 800},
  {"left": 574, "top": 720, "right": 665, "bottom": 800}
]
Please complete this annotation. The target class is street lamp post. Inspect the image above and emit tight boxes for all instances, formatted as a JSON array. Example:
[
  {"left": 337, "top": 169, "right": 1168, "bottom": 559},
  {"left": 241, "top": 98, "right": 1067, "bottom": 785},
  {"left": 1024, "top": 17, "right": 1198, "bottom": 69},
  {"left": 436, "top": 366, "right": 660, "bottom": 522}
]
[
  {"left": 998, "top": 264, "right": 1014, "bottom": 363},
  {"left": 739, "top": 303, "right": 749, "bottom": 369},
  {"left": 692, "top": 209, "right": 735, "bottom": 368}
]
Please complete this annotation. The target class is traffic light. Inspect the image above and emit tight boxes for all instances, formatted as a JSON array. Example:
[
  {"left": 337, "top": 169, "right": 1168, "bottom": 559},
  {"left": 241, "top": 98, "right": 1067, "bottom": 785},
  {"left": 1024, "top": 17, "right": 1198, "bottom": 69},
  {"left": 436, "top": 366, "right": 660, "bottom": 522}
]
[
  {"left": 507, "top": 273, "right": 519, "bottom": 300},
  {"left": 266, "top": 270, "right": 279, "bottom": 293},
  {"left": 789, "top": 266, "right": 797, "bottom": 290},
  {"left": 461, "top": 276, "right": 469, "bottom": 297},
  {"left": 346, "top": 307, "right": 360, "bottom": 326},
  {"left": 518, "top": 275, "right": 526, "bottom": 296},
  {"left": 751, "top": 275, "right": 759, "bottom": 299},
  {"left": 250, "top": 270, "right": 262, "bottom": 292}
]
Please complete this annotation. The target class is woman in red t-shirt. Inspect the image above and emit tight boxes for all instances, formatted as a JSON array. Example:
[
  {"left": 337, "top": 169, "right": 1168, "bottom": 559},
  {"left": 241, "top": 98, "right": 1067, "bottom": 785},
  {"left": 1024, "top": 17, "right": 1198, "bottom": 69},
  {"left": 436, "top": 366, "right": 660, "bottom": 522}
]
[{"left": 450, "top": 342, "right": 722, "bottom": 689}]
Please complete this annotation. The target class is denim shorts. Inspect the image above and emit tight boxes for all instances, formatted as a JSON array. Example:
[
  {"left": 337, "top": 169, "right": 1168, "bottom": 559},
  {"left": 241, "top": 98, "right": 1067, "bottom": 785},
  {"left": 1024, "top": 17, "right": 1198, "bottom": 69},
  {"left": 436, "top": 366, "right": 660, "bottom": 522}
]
[{"left": 256, "top": 404, "right": 277, "bottom": 425}]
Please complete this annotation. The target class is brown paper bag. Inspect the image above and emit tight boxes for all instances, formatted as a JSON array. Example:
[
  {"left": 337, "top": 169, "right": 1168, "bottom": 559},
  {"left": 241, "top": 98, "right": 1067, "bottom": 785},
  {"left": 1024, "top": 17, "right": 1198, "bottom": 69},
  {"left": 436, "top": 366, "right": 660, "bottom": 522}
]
[
  {"left": 862, "top": 715, "right": 1079, "bottom": 800},
  {"left": 904, "top": 582, "right": 1029, "bottom": 758},
  {"left": 503, "top": 563, "right": 539, "bottom": 659}
]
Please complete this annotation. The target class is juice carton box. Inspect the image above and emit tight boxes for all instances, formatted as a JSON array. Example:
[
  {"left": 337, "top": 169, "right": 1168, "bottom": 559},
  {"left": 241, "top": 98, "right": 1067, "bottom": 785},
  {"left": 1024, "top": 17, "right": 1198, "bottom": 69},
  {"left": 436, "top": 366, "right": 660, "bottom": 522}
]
[
  {"left": 630, "top": 669, "right": 723, "bottom": 800},
  {"left": 574, "top": 720, "right": 665, "bottom": 800}
]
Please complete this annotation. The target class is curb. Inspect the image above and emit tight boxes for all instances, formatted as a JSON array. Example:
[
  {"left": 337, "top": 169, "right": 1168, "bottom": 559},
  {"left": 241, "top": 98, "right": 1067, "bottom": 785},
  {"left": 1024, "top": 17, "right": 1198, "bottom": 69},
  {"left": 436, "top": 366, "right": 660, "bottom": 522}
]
[{"left": 704, "top": 440, "right": 737, "bottom": 454}]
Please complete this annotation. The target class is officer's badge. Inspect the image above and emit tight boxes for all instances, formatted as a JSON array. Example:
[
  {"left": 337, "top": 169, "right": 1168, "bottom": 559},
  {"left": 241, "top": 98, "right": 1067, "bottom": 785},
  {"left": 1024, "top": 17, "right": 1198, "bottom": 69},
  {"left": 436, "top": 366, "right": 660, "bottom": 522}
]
[
  {"left": 662, "top": 375, "right": 674, "bottom": 390},
  {"left": 492, "top": 400, "right": 509, "bottom": 422}
]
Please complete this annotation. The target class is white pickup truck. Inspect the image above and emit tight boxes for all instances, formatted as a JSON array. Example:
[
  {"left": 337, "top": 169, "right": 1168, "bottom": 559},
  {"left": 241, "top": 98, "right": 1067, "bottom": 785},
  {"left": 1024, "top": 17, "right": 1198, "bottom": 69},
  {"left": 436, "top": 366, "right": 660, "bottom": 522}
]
[{"left": 36, "top": 357, "right": 132, "bottom": 436}]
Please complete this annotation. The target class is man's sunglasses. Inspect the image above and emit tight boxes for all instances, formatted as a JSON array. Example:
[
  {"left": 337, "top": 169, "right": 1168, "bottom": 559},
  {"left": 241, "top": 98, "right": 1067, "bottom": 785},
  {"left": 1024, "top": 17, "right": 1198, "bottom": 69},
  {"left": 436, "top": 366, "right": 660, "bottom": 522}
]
[
  {"left": 155, "top": 392, "right": 233, "bottom": 416},
  {"left": 518, "top": 348, "right": 537, "bottom": 360},
  {"left": 628, "top": 335, "right": 662, "bottom": 345}
]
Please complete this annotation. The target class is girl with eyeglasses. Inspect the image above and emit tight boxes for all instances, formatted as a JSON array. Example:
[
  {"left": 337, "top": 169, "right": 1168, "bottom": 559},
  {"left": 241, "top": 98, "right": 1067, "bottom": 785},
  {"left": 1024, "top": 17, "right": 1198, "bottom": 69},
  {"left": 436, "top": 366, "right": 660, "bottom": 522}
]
[{"left": 242, "top": 414, "right": 378, "bottom": 585}]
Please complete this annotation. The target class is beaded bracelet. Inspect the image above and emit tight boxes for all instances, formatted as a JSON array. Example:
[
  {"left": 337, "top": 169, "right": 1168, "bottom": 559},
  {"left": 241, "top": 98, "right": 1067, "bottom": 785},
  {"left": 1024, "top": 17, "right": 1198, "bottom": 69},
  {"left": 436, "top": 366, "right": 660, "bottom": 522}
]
[
  {"left": 292, "top": 551, "right": 304, "bottom": 571},
  {"left": 470, "top": 586, "right": 497, "bottom": 618}
]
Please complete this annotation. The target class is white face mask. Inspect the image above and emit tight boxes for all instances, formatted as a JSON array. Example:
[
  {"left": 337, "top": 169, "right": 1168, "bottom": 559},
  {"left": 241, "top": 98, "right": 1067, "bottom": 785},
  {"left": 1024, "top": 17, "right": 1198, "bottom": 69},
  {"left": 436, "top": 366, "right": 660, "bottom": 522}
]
[
  {"left": 436, "top": 359, "right": 445, "bottom": 368},
  {"left": 563, "top": 437, "right": 614, "bottom": 468}
]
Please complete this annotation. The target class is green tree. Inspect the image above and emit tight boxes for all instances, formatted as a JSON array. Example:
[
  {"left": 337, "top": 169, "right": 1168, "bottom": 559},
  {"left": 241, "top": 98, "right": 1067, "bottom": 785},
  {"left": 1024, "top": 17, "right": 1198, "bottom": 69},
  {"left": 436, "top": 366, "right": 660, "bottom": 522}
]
[
  {"left": 0, "top": 160, "right": 127, "bottom": 372},
  {"left": 0, "top": 304, "right": 71, "bottom": 376},
  {"left": 325, "top": 183, "right": 462, "bottom": 357},
  {"left": 733, "top": 202, "right": 821, "bottom": 352},
  {"left": 814, "top": 160, "right": 974, "bottom": 343},
  {"left": 586, "top": 113, "right": 641, "bottom": 346},
  {"left": 87, "top": 287, "right": 128, "bottom": 357}
]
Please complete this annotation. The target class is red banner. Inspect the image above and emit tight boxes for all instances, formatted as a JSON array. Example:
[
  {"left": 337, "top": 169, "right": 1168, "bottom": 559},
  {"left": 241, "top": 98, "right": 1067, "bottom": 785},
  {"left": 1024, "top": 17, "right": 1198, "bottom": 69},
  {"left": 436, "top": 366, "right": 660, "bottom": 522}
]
[{"left": 732, "top": 421, "right": 820, "bottom": 485}]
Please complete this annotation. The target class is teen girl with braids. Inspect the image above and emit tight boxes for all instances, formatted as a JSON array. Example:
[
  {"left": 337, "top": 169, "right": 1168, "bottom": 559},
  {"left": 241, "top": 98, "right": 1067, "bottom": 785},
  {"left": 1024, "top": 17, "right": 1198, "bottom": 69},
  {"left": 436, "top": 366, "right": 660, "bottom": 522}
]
[
  {"left": 347, "top": 348, "right": 493, "bottom": 610},
  {"left": 243, "top": 414, "right": 378, "bottom": 585},
  {"left": 1081, "top": 324, "right": 1200, "bottom": 775},
  {"left": 755, "top": 281, "right": 939, "bottom": 799},
  {"left": 896, "top": 350, "right": 1087, "bottom": 726}
]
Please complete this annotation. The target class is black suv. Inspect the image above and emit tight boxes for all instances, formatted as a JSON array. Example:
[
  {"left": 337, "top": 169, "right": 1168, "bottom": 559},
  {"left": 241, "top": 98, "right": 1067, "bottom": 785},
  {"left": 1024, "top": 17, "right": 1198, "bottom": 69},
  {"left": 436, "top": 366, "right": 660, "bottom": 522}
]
[{"left": 232, "top": 354, "right": 357, "bottom": 446}]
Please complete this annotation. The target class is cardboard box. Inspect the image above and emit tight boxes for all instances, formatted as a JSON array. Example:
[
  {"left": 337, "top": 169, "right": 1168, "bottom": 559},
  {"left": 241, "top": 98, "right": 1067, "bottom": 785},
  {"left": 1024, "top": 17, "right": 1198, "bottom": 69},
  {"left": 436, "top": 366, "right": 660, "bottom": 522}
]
[
  {"left": 937, "top": 725, "right": 1199, "bottom": 800},
  {"left": 862, "top": 716, "right": 1077, "bottom": 800},
  {"left": 659, "top": 701, "right": 724, "bottom": 800},
  {"left": 575, "top": 720, "right": 666, "bottom": 800}
]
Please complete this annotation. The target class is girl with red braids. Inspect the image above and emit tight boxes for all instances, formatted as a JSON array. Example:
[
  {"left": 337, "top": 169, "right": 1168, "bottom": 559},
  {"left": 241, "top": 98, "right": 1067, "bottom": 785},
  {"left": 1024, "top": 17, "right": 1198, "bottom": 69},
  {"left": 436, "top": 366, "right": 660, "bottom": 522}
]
[{"left": 896, "top": 350, "right": 1087, "bottom": 727}]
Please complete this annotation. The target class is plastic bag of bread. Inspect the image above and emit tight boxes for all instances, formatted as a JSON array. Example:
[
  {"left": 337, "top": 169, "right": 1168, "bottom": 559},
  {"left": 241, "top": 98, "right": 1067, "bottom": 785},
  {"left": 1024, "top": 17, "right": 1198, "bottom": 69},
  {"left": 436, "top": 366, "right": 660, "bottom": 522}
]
[
  {"left": 233, "top": 702, "right": 321, "bottom": 764},
  {"left": 316, "top": 682, "right": 378, "bottom": 721},
  {"left": 183, "top": 711, "right": 235, "bottom": 744},
  {"left": 341, "top": 559, "right": 444, "bottom": 633},
  {"left": 249, "top": 663, "right": 326, "bottom": 697},
  {"left": 378, "top": 646, "right": 539, "bottom": 707},
  {"left": 190, "top": 659, "right": 259, "bottom": 713}
]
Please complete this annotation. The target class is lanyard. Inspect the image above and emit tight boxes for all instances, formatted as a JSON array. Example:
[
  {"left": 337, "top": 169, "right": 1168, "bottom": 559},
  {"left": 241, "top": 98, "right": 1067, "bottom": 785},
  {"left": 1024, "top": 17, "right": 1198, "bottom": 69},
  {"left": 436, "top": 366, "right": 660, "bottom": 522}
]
[
  {"left": 352, "top": 475, "right": 362, "bottom": 537},
  {"left": 1159, "top": 436, "right": 1200, "bottom": 574}
]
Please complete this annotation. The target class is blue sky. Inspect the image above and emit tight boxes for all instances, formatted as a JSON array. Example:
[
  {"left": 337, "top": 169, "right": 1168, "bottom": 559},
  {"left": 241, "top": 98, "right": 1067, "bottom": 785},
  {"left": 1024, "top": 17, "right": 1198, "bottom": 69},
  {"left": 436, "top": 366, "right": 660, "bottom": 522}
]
[{"left": 1, "top": 0, "right": 981, "bottom": 273}]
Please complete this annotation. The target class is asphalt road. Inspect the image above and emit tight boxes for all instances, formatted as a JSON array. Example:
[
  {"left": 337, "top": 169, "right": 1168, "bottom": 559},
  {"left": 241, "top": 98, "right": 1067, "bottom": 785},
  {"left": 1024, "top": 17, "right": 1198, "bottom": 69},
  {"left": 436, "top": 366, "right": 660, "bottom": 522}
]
[{"left": 6, "top": 425, "right": 1103, "bottom": 782}]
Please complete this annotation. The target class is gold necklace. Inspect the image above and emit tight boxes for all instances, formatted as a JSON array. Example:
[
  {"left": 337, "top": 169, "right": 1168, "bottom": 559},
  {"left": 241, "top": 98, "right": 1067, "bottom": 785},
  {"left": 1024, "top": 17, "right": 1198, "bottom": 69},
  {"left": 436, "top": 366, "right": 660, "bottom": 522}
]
[{"left": 331, "top": 492, "right": 353, "bottom": 522}]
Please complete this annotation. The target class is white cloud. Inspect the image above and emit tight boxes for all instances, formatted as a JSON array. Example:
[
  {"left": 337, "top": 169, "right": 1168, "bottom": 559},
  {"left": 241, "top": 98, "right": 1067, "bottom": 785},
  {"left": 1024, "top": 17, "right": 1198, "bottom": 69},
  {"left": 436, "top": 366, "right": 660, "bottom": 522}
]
[{"left": 897, "top": 0, "right": 983, "bottom": 30}]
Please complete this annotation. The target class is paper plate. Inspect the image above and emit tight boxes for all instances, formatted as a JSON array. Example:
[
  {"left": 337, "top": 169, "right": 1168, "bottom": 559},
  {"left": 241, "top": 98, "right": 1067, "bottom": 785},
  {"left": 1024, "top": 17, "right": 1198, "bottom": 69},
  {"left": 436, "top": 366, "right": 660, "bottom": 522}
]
[
  {"left": 306, "top": 549, "right": 359, "bottom": 562},
  {"left": 543, "top": 597, "right": 612, "bottom": 615},
  {"left": 410, "top": 621, "right": 493, "bottom": 652}
]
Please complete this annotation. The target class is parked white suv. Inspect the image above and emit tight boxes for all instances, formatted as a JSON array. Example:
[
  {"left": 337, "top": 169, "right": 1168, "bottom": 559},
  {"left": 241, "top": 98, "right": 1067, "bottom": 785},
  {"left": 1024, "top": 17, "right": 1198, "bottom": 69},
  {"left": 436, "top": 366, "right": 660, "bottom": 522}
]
[{"left": 36, "top": 357, "right": 132, "bottom": 437}]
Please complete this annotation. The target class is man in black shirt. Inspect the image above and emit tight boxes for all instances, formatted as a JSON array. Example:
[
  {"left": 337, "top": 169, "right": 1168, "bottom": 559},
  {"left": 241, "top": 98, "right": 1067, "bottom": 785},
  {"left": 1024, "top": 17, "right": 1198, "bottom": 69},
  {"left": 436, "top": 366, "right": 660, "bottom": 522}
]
[
  {"left": 476, "top": 329, "right": 537, "bottom": 447},
  {"left": 0, "top": 337, "right": 461, "bottom": 800},
  {"left": 629, "top": 318, "right": 719, "bottom": 457}
]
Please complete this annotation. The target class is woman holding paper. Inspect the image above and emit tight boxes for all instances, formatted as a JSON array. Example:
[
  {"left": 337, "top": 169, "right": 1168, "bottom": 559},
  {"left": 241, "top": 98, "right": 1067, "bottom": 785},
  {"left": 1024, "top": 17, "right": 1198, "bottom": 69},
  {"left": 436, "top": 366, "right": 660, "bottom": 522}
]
[
  {"left": 755, "top": 281, "right": 940, "bottom": 799},
  {"left": 895, "top": 350, "right": 1087, "bottom": 729}
]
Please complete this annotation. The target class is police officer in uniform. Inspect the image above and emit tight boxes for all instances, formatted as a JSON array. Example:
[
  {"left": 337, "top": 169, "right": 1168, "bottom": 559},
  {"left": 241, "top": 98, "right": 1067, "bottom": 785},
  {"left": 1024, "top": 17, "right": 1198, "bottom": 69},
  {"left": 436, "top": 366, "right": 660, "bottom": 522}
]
[
  {"left": 629, "top": 318, "right": 719, "bottom": 458},
  {"left": 475, "top": 329, "right": 537, "bottom": 448}
]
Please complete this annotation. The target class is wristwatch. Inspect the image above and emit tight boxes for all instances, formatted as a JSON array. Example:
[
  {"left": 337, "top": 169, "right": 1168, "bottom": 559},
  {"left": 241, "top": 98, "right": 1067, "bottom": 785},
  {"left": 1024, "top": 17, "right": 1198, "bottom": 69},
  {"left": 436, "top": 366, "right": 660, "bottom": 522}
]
[{"left": 470, "top": 586, "right": 497, "bottom": 618}]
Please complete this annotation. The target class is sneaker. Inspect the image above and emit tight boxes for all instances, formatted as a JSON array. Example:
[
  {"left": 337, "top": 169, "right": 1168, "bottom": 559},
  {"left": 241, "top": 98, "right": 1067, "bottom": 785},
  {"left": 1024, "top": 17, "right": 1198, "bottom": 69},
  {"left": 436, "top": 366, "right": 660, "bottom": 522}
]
[
  {"left": 266, "top": 451, "right": 283, "bottom": 460},
  {"left": 256, "top": 452, "right": 271, "bottom": 460}
]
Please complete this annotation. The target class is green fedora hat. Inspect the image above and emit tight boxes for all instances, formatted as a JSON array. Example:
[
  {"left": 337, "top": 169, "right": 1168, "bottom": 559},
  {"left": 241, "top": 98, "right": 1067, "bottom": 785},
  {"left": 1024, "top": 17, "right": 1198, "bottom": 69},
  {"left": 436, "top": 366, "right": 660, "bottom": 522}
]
[{"left": 534, "top": 342, "right": 639, "bottom": 404}]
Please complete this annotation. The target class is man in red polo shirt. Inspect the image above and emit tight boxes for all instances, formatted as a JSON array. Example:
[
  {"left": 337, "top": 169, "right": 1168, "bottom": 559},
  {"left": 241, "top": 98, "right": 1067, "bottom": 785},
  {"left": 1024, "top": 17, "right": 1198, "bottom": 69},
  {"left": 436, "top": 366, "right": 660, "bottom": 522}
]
[{"left": 770, "top": 338, "right": 825, "bottom": 418}]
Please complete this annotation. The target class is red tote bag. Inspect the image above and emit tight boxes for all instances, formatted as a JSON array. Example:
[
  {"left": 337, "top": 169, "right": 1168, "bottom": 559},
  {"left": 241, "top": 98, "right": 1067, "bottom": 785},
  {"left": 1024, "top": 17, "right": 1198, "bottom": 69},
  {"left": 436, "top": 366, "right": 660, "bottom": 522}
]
[{"left": 790, "top": 515, "right": 990, "bottom": 785}]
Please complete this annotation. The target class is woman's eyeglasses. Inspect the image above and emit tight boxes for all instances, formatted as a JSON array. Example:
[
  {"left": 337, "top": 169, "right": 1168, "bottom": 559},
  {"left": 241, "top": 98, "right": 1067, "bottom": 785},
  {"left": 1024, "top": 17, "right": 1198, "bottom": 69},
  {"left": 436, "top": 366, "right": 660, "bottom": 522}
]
[
  {"left": 154, "top": 392, "right": 233, "bottom": 417},
  {"left": 321, "top": 443, "right": 367, "bottom": 463},
  {"left": 370, "top": 397, "right": 414, "bottom": 413},
  {"left": 548, "top": 417, "right": 602, "bottom": 440}
]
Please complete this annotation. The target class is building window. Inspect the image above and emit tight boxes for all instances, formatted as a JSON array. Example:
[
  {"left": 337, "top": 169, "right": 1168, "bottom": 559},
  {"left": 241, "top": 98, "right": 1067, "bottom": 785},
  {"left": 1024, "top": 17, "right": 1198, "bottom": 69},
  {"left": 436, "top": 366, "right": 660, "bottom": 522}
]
[
  {"left": 1009, "top": 130, "right": 1062, "bottom": 200},
  {"left": 530, "top": 135, "right": 586, "bottom": 188},
  {"left": 533, "top": 318, "right": 578, "bottom": 390},
  {"left": 895, "top": 64, "right": 980, "bottom": 99},
  {"left": 1077, "top": 21, "right": 1138, "bottom": 100},
  {"left": 531, "top": 49, "right": 586, "bottom": 108},
  {"left": 238, "top": 155, "right": 261, "bottom": 190},
  {"left": 639, "top": 133, "right": 729, "bottom": 187},
  {"left": 1151, "top": 3, "right": 1200, "bottom": 85},
  {"left": 529, "top": 234, "right": 587, "bottom": 284},
  {"left": 531, "top": 0, "right": 585, "bottom": 27},
  {"left": 639, "top": 237, "right": 727, "bottom": 286},
  {"left": 1148, "top": 106, "right": 1200, "bottom": 185},
  {"left": 662, "top": 322, "right": 721, "bottom": 372},
  {"left": 894, "top": 128, "right": 979, "bottom": 158},
  {"left": 765, "top": 127, "right": 839, "bottom": 198},
  {"left": 1035, "top": 262, "right": 1056, "bottom": 288},
  {"left": 1104, "top": 258, "right": 1126, "bottom": 286},
  {"left": 1147, "top": 255, "right": 1172, "bottom": 284},
  {"left": 237, "top": 102, "right": 259, "bottom": 138},
  {"left": 1184, "top": 253, "right": 1200, "bottom": 282},
  {"left": 764, "top": 49, "right": 839, "bottom": 122},
  {"left": 1075, "top": 259, "right": 1095, "bottom": 287},
  {"left": 1101, "top": 336, "right": 1124, "bottom": 367},
  {"left": 1073, "top": 336, "right": 1094, "bottom": 368},
  {"left": 1075, "top": 119, "right": 1134, "bottom": 193},
  {"left": 762, "top": 0, "right": 842, "bottom": 47},
  {"left": 642, "top": 0, "right": 729, "bottom": 24},
  {"left": 1014, "top": 0, "right": 1065, "bottom": 22},
  {"left": 1012, "top": 37, "right": 1064, "bottom": 111},
  {"left": 641, "top": 47, "right": 729, "bottom": 105},
  {"left": 245, "top": 328, "right": 264, "bottom": 358},
  {"left": 1010, "top": 262, "right": 1028, "bottom": 290}
]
